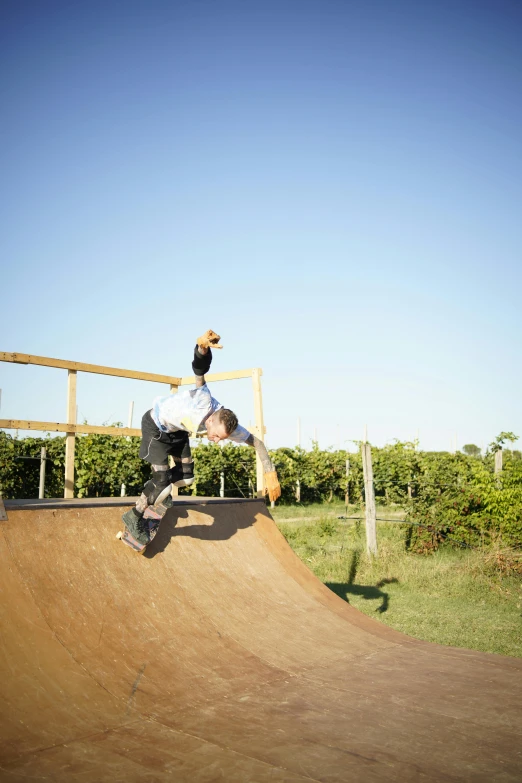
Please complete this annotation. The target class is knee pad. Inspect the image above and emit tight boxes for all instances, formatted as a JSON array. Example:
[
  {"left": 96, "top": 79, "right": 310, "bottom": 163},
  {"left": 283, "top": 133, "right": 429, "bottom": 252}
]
[
  {"left": 180, "top": 462, "right": 194, "bottom": 487},
  {"left": 182, "top": 459, "right": 194, "bottom": 479},
  {"left": 180, "top": 459, "right": 194, "bottom": 486},
  {"left": 166, "top": 463, "right": 194, "bottom": 488},
  {"left": 143, "top": 470, "right": 172, "bottom": 505}
]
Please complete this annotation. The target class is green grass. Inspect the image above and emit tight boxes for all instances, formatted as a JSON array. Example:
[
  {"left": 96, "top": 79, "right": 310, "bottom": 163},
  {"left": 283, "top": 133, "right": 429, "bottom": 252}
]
[{"left": 271, "top": 502, "right": 522, "bottom": 658}]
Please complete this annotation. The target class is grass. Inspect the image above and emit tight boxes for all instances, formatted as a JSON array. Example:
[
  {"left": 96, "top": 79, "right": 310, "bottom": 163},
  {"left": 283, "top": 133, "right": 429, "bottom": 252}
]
[{"left": 270, "top": 501, "right": 522, "bottom": 659}]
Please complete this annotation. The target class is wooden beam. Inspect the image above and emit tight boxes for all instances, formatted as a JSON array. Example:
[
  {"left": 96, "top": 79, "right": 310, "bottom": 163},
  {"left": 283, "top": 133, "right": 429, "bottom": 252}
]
[
  {"left": 64, "top": 371, "right": 77, "bottom": 498},
  {"left": 0, "top": 352, "right": 181, "bottom": 386},
  {"left": 0, "top": 420, "right": 141, "bottom": 437},
  {"left": 179, "top": 369, "right": 256, "bottom": 385},
  {"left": 252, "top": 368, "right": 265, "bottom": 498},
  {"left": 169, "top": 379, "right": 179, "bottom": 495},
  {"left": 0, "top": 420, "right": 266, "bottom": 440},
  {"left": 168, "top": 384, "right": 179, "bottom": 496}
]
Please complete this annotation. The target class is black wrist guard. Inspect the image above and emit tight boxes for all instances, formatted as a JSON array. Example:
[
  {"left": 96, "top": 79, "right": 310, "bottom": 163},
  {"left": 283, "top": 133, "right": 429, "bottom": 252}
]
[{"left": 192, "top": 345, "right": 212, "bottom": 376}]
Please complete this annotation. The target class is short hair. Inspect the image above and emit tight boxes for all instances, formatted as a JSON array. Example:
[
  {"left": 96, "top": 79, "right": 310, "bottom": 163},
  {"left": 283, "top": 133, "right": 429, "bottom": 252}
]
[{"left": 217, "top": 408, "right": 238, "bottom": 436}]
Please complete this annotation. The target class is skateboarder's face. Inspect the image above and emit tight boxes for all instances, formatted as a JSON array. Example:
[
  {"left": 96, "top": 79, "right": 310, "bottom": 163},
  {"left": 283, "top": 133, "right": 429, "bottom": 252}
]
[{"left": 206, "top": 414, "right": 229, "bottom": 443}]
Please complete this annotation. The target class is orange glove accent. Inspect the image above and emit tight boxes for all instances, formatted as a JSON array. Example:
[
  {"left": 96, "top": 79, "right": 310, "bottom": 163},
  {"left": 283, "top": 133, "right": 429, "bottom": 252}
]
[
  {"left": 196, "top": 329, "right": 223, "bottom": 349},
  {"left": 264, "top": 471, "right": 281, "bottom": 502}
]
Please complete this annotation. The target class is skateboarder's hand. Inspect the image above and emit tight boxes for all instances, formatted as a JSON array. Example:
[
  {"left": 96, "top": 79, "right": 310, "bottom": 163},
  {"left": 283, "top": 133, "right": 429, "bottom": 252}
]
[
  {"left": 197, "top": 329, "right": 223, "bottom": 349},
  {"left": 264, "top": 470, "right": 281, "bottom": 503}
]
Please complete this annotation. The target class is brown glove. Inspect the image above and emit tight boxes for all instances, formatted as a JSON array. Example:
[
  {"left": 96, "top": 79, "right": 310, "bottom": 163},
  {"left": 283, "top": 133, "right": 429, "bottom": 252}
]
[
  {"left": 264, "top": 470, "right": 281, "bottom": 503},
  {"left": 196, "top": 329, "right": 223, "bottom": 349}
]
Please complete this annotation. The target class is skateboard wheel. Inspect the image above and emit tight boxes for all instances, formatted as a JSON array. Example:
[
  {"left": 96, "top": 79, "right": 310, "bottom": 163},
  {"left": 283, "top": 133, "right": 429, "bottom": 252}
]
[{"left": 116, "top": 531, "right": 123, "bottom": 539}]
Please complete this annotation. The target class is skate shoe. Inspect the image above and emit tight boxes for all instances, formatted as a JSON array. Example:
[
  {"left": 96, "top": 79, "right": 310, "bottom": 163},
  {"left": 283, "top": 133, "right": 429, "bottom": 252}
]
[{"left": 122, "top": 508, "right": 150, "bottom": 545}]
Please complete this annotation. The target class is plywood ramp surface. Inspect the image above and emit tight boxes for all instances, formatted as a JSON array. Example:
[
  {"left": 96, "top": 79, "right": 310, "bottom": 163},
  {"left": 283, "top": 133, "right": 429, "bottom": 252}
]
[{"left": 1, "top": 498, "right": 521, "bottom": 782}]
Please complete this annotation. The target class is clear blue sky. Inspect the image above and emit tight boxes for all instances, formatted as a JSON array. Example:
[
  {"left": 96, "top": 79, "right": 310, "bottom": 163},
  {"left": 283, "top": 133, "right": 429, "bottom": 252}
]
[{"left": 1, "top": 0, "right": 521, "bottom": 453}]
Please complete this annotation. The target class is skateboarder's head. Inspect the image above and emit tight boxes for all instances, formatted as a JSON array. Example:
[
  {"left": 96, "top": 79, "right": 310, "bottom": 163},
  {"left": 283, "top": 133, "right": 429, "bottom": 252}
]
[{"left": 206, "top": 408, "right": 238, "bottom": 442}]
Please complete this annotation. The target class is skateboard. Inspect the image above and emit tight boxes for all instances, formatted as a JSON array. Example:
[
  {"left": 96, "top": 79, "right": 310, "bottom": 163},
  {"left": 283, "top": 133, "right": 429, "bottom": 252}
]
[{"left": 117, "top": 497, "right": 173, "bottom": 554}]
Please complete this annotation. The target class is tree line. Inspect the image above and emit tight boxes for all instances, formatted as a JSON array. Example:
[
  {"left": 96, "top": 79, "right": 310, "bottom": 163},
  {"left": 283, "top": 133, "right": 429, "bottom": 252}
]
[{"left": 1, "top": 429, "right": 520, "bottom": 549}]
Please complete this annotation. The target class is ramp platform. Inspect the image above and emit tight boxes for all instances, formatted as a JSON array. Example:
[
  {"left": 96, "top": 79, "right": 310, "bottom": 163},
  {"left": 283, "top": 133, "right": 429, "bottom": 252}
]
[{"left": 1, "top": 497, "right": 521, "bottom": 781}]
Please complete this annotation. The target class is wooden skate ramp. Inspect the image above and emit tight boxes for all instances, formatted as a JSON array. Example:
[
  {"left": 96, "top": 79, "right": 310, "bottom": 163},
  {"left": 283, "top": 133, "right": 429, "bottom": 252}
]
[{"left": 1, "top": 497, "right": 521, "bottom": 782}]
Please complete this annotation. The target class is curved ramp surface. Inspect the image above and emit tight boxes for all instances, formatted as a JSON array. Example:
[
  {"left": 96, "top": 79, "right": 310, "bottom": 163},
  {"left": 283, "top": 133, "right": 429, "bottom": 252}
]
[{"left": 1, "top": 497, "right": 521, "bottom": 782}]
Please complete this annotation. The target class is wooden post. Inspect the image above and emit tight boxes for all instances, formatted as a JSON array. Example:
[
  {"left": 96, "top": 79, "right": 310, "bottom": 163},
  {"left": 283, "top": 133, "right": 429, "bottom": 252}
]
[
  {"left": 64, "top": 370, "right": 77, "bottom": 498},
  {"left": 345, "top": 459, "right": 350, "bottom": 506},
  {"left": 361, "top": 442, "right": 377, "bottom": 556},
  {"left": 169, "top": 383, "right": 179, "bottom": 496},
  {"left": 252, "top": 368, "right": 265, "bottom": 497},
  {"left": 296, "top": 417, "right": 301, "bottom": 502},
  {"left": 39, "top": 447, "right": 46, "bottom": 499}
]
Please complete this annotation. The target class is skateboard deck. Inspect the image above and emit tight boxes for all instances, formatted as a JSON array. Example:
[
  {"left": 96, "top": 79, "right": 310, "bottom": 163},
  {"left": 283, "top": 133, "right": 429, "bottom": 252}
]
[{"left": 117, "top": 497, "right": 172, "bottom": 554}]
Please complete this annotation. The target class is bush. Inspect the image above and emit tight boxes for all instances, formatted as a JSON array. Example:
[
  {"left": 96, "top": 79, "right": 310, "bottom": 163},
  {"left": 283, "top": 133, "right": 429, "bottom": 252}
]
[
  {"left": 0, "top": 431, "right": 65, "bottom": 498},
  {"left": 405, "top": 451, "right": 522, "bottom": 551},
  {"left": 1, "top": 429, "right": 520, "bottom": 550}
]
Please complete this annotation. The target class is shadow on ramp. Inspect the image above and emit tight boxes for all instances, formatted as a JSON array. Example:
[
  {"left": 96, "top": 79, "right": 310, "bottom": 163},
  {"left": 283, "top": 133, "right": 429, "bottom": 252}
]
[{"left": 144, "top": 501, "right": 258, "bottom": 558}]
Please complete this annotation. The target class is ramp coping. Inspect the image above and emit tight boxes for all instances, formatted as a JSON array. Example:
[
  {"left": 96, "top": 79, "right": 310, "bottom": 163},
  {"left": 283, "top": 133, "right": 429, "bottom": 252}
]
[{"left": 3, "top": 496, "right": 264, "bottom": 511}]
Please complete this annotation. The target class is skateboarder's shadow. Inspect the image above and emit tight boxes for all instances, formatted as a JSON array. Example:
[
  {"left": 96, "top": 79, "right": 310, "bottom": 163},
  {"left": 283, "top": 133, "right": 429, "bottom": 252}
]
[
  {"left": 143, "top": 505, "right": 257, "bottom": 558},
  {"left": 324, "top": 551, "right": 399, "bottom": 613}
]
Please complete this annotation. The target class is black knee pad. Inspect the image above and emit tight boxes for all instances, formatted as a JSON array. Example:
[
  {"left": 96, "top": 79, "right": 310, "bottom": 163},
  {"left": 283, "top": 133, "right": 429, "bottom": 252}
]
[
  {"left": 180, "top": 460, "right": 195, "bottom": 487},
  {"left": 165, "top": 465, "right": 180, "bottom": 483},
  {"left": 143, "top": 470, "right": 171, "bottom": 505},
  {"left": 182, "top": 460, "right": 194, "bottom": 480},
  {"left": 166, "top": 463, "right": 194, "bottom": 488}
]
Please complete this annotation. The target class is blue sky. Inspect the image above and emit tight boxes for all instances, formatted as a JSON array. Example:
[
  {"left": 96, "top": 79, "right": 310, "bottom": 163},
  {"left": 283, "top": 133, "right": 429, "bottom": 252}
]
[{"left": 1, "top": 0, "right": 521, "bottom": 453}]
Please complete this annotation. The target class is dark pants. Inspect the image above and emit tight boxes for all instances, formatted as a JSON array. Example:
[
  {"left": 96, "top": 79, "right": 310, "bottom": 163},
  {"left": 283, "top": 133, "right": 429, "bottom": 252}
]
[{"left": 139, "top": 410, "right": 191, "bottom": 466}]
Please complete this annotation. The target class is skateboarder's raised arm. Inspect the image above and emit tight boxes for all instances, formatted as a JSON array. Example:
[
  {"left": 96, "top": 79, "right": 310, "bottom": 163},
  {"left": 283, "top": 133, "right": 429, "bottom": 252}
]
[
  {"left": 192, "top": 329, "right": 222, "bottom": 387},
  {"left": 192, "top": 345, "right": 211, "bottom": 388}
]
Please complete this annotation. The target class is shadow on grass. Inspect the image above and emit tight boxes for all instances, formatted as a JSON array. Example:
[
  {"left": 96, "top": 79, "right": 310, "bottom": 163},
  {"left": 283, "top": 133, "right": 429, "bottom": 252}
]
[{"left": 326, "top": 550, "right": 399, "bottom": 613}]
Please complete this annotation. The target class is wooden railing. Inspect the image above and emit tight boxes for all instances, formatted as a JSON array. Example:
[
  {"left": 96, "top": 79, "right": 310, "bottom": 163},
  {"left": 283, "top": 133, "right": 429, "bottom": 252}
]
[{"left": 0, "top": 352, "right": 266, "bottom": 498}]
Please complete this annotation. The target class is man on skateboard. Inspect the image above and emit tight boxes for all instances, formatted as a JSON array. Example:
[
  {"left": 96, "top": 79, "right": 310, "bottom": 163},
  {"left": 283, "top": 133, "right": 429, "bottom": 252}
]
[{"left": 120, "top": 330, "right": 281, "bottom": 549}]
